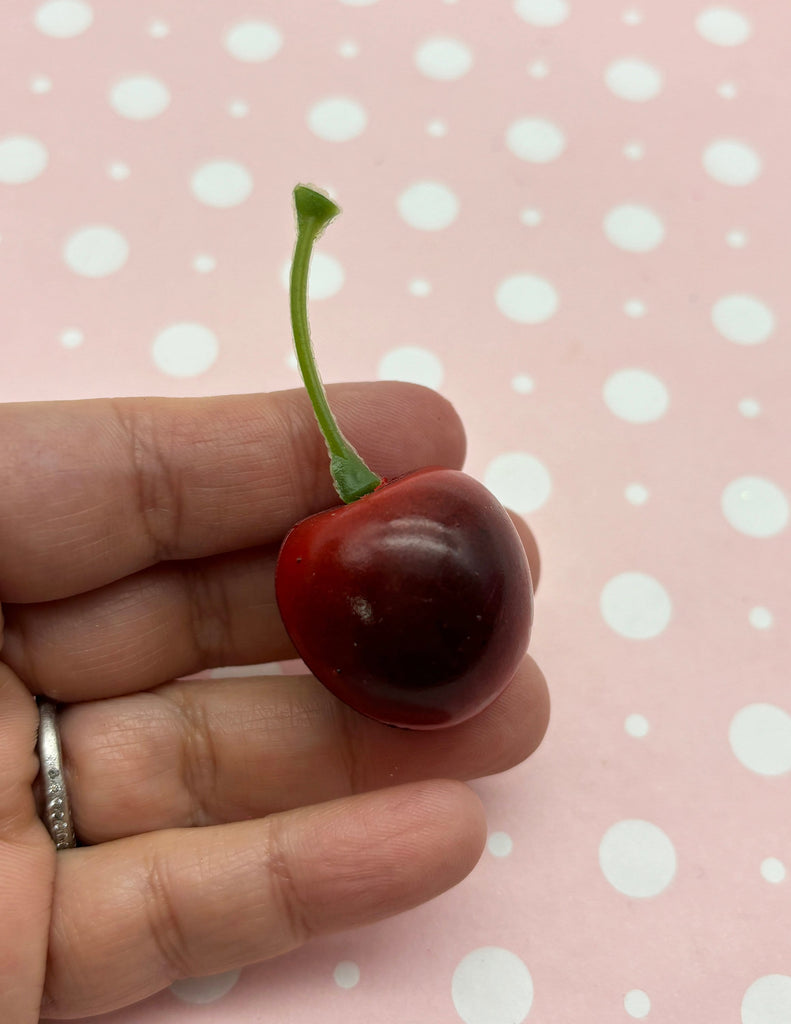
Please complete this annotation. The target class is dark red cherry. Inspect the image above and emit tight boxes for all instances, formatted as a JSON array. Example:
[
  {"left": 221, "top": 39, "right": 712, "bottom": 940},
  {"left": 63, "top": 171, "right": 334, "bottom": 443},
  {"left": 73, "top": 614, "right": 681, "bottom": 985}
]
[{"left": 276, "top": 467, "right": 533, "bottom": 728}]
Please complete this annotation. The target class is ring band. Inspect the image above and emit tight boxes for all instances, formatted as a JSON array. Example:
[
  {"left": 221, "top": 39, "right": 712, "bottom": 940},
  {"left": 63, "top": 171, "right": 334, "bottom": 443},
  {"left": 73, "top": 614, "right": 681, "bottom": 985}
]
[{"left": 37, "top": 698, "right": 77, "bottom": 850}]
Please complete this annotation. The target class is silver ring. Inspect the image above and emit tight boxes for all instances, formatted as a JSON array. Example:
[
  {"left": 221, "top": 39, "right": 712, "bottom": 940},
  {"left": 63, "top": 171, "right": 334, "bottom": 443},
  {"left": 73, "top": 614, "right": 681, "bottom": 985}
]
[{"left": 37, "top": 699, "right": 77, "bottom": 850}]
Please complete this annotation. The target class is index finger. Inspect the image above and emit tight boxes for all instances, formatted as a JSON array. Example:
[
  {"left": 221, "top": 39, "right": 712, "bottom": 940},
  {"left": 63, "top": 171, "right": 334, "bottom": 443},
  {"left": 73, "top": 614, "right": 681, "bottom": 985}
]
[{"left": 0, "top": 382, "right": 466, "bottom": 603}]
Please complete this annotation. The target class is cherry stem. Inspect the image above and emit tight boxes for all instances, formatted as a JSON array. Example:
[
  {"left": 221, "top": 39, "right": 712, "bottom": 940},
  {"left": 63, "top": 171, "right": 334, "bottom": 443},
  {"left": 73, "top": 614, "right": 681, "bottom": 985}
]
[{"left": 290, "top": 185, "right": 382, "bottom": 504}]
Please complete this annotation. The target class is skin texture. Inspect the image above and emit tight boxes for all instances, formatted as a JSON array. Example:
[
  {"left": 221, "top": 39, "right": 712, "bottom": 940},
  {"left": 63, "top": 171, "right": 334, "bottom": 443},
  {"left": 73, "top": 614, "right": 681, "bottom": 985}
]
[{"left": 0, "top": 382, "right": 549, "bottom": 1021}]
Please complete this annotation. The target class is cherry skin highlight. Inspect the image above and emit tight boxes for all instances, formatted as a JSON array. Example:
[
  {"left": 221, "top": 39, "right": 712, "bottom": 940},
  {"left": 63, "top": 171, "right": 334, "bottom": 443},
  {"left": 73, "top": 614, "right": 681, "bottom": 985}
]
[{"left": 276, "top": 467, "right": 533, "bottom": 729}]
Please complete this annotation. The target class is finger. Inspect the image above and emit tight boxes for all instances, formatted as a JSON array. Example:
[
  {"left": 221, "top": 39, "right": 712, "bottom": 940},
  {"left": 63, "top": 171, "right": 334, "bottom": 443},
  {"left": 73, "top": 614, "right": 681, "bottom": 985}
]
[
  {"left": 507, "top": 510, "right": 541, "bottom": 590},
  {"left": 2, "top": 546, "right": 290, "bottom": 702},
  {"left": 2, "top": 518, "right": 541, "bottom": 703},
  {"left": 0, "top": 663, "right": 56, "bottom": 1023},
  {"left": 42, "top": 780, "right": 485, "bottom": 1019},
  {"left": 59, "top": 656, "right": 549, "bottom": 843},
  {"left": 0, "top": 383, "right": 466, "bottom": 603}
]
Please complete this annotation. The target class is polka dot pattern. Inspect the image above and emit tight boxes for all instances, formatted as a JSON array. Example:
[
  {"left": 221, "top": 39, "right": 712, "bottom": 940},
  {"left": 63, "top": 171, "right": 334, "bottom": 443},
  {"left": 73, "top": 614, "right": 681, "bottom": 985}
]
[
  {"left": 0, "top": 135, "right": 48, "bottom": 184},
  {"left": 605, "top": 58, "right": 664, "bottom": 102},
  {"left": 109, "top": 75, "right": 171, "bottom": 121},
  {"left": 307, "top": 97, "right": 368, "bottom": 141},
  {"left": 190, "top": 160, "right": 253, "bottom": 208},
  {"left": 604, "top": 204, "right": 666, "bottom": 252},
  {"left": 34, "top": 0, "right": 93, "bottom": 38},
  {"left": 452, "top": 947, "right": 533, "bottom": 1024},
  {"left": 4, "top": 3, "right": 790, "bottom": 1021},
  {"left": 397, "top": 181, "right": 459, "bottom": 230},
  {"left": 599, "top": 819, "right": 677, "bottom": 897},
  {"left": 62, "top": 225, "right": 129, "bottom": 277}
]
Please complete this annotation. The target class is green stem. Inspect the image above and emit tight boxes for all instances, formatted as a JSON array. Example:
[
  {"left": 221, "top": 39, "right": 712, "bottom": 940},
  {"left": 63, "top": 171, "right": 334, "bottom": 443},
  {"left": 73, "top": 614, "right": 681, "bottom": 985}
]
[{"left": 290, "top": 185, "right": 382, "bottom": 503}]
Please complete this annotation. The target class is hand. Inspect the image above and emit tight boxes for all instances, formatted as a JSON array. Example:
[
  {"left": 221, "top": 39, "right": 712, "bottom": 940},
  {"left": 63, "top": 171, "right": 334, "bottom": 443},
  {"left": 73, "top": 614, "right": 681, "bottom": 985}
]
[{"left": 0, "top": 382, "right": 549, "bottom": 1021}]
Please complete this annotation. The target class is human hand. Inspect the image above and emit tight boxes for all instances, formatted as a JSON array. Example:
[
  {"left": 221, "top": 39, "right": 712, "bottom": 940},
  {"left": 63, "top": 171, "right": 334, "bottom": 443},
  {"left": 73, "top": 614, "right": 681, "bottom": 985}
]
[{"left": 0, "top": 382, "right": 548, "bottom": 1021}]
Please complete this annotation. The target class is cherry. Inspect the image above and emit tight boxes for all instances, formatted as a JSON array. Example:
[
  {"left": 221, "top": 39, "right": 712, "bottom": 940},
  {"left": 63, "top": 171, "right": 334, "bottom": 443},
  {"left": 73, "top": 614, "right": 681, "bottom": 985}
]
[{"left": 275, "top": 186, "right": 534, "bottom": 729}]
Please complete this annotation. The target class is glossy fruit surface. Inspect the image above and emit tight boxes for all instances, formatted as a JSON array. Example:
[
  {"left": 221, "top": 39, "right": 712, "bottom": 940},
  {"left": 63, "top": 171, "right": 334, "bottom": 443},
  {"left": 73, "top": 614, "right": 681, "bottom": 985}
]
[{"left": 276, "top": 466, "right": 533, "bottom": 728}]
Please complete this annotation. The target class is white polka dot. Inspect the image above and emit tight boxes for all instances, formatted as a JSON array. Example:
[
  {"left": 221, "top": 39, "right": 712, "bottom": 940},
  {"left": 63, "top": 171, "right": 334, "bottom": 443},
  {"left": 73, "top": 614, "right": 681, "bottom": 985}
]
[
  {"left": 63, "top": 225, "right": 129, "bottom": 277},
  {"left": 717, "top": 81, "right": 738, "bottom": 99},
  {"left": 722, "top": 477, "right": 789, "bottom": 538},
  {"left": 452, "top": 947, "right": 533, "bottom": 1024},
  {"left": 625, "top": 714, "right": 650, "bottom": 738},
  {"left": 704, "top": 139, "right": 762, "bottom": 186},
  {"left": 170, "top": 970, "right": 240, "bottom": 1004},
  {"left": 696, "top": 7, "right": 752, "bottom": 47},
  {"left": 749, "top": 607, "right": 773, "bottom": 630},
  {"left": 148, "top": 19, "right": 169, "bottom": 38},
  {"left": 624, "top": 298, "right": 646, "bottom": 317},
  {"left": 34, "top": 0, "right": 93, "bottom": 38},
  {"left": 520, "top": 208, "right": 543, "bottom": 226},
  {"left": 604, "top": 369, "right": 669, "bottom": 423},
  {"left": 109, "top": 75, "right": 170, "bottom": 120},
  {"left": 228, "top": 99, "right": 249, "bottom": 118},
  {"left": 729, "top": 704, "right": 791, "bottom": 776},
  {"left": 397, "top": 181, "right": 459, "bottom": 231},
  {"left": 528, "top": 59, "right": 550, "bottom": 78},
  {"left": 191, "top": 161, "right": 253, "bottom": 208},
  {"left": 605, "top": 58, "right": 664, "bottom": 101},
  {"left": 193, "top": 253, "right": 217, "bottom": 273},
  {"left": 107, "top": 161, "right": 130, "bottom": 181},
  {"left": 408, "top": 278, "right": 432, "bottom": 296},
  {"left": 488, "top": 832, "right": 514, "bottom": 857},
  {"left": 484, "top": 452, "right": 552, "bottom": 515},
  {"left": 599, "top": 819, "right": 676, "bottom": 897},
  {"left": 496, "top": 274, "right": 559, "bottom": 324},
  {"left": 760, "top": 858, "right": 786, "bottom": 884},
  {"left": 514, "top": 0, "right": 569, "bottom": 27},
  {"left": 625, "top": 483, "right": 649, "bottom": 505},
  {"left": 378, "top": 347, "right": 444, "bottom": 389},
  {"left": 623, "top": 141, "right": 645, "bottom": 160},
  {"left": 622, "top": 9, "right": 644, "bottom": 25},
  {"left": 338, "top": 39, "right": 359, "bottom": 58},
  {"left": 30, "top": 75, "right": 53, "bottom": 94},
  {"left": 712, "top": 294, "right": 775, "bottom": 345},
  {"left": 604, "top": 204, "right": 665, "bottom": 252},
  {"left": 741, "top": 975, "right": 791, "bottom": 1024},
  {"left": 0, "top": 136, "right": 48, "bottom": 184},
  {"left": 307, "top": 96, "right": 367, "bottom": 142},
  {"left": 727, "top": 229, "right": 748, "bottom": 248},
  {"left": 512, "top": 373, "right": 535, "bottom": 394},
  {"left": 280, "top": 251, "right": 345, "bottom": 300},
  {"left": 224, "top": 21, "right": 282, "bottom": 62},
  {"left": 601, "top": 572, "right": 672, "bottom": 639},
  {"left": 333, "top": 961, "right": 360, "bottom": 989},
  {"left": 426, "top": 118, "right": 448, "bottom": 137},
  {"left": 152, "top": 323, "right": 219, "bottom": 378},
  {"left": 415, "top": 37, "right": 473, "bottom": 80},
  {"left": 738, "top": 398, "right": 761, "bottom": 417},
  {"left": 506, "top": 117, "right": 566, "bottom": 163},
  {"left": 60, "top": 328, "right": 83, "bottom": 348},
  {"left": 625, "top": 989, "right": 651, "bottom": 1018}
]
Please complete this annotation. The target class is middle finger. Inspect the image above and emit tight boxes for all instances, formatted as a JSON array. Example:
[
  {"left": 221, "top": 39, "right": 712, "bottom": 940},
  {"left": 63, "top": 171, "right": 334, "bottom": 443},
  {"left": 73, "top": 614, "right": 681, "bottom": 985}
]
[
  {"left": 3, "top": 515, "right": 540, "bottom": 703},
  {"left": 60, "top": 658, "right": 550, "bottom": 844}
]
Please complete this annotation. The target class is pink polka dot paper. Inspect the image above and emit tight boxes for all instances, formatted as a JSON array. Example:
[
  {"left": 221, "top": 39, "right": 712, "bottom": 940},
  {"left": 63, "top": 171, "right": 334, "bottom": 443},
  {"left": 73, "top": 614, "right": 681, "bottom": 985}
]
[{"left": 4, "top": 1, "right": 791, "bottom": 1022}]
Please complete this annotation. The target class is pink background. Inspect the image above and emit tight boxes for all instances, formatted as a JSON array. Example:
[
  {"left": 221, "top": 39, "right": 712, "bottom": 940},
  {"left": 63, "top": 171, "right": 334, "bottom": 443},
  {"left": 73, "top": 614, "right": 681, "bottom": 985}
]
[{"left": 3, "top": 1, "right": 790, "bottom": 1022}]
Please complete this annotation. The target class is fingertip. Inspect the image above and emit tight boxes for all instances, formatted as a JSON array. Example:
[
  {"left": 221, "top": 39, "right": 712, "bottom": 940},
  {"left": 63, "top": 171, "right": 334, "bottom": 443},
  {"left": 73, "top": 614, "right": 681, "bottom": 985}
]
[
  {"left": 328, "top": 381, "right": 468, "bottom": 474},
  {"left": 507, "top": 510, "right": 541, "bottom": 591}
]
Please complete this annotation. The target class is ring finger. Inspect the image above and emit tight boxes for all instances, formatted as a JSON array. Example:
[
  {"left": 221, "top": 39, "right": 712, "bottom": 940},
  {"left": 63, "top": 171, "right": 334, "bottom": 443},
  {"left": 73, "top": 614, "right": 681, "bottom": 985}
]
[{"left": 59, "top": 657, "right": 550, "bottom": 844}]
